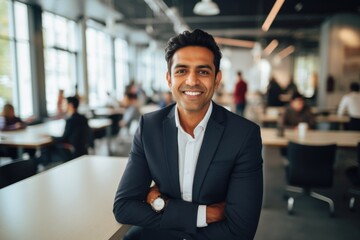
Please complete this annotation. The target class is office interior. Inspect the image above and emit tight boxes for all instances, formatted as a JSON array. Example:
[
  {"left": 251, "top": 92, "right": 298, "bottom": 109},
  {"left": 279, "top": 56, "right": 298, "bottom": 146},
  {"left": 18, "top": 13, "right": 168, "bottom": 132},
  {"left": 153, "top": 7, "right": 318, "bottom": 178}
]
[{"left": 1, "top": 0, "right": 360, "bottom": 239}]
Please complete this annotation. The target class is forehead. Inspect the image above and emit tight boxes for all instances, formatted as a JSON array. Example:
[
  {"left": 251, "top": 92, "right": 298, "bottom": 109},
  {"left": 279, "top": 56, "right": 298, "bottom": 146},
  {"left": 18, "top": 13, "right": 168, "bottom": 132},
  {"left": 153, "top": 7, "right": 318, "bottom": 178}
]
[{"left": 171, "top": 46, "right": 214, "bottom": 67}]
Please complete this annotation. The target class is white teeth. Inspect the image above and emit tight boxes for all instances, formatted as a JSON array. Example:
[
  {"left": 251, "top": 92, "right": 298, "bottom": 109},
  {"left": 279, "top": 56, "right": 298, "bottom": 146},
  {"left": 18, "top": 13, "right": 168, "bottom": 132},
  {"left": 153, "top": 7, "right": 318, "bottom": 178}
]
[{"left": 184, "top": 91, "right": 201, "bottom": 96}]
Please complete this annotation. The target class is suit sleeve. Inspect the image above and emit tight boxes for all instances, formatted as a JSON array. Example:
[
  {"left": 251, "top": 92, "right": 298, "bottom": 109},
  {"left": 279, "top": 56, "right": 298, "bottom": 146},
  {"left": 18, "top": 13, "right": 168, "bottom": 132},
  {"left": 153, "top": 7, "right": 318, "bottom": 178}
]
[
  {"left": 194, "top": 126, "right": 263, "bottom": 240},
  {"left": 113, "top": 116, "right": 163, "bottom": 228}
]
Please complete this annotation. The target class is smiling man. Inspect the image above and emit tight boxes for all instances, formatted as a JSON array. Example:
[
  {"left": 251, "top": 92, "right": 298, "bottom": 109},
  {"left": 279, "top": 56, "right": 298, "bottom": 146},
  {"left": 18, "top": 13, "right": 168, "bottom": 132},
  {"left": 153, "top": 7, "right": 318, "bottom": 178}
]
[{"left": 113, "top": 29, "right": 263, "bottom": 240}]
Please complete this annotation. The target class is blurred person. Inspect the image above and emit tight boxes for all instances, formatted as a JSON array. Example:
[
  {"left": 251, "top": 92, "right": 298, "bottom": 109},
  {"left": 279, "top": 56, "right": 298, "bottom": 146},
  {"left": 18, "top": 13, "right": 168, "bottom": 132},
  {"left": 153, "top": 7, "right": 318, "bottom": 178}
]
[
  {"left": 43, "top": 96, "right": 91, "bottom": 164},
  {"left": 113, "top": 29, "right": 263, "bottom": 240},
  {"left": 266, "top": 77, "right": 284, "bottom": 107},
  {"left": 233, "top": 71, "right": 247, "bottom": 116},
  {"left": 337, "top": 82, "right": 360, "bottom": 130},
  {"left": 158, "top": 91, "right": 174, "bottom": 108},
  {"left": 119, "top": 92, "right": 141, "bottom": 130},
  {"left": 0, "top": 103, "right": 35, "bottom": 159},
  {"left": 279, "top": 91, "right": 316, "bottom": 130},
  {"left": 0, "top": 103, "right": 27, "bottom": 131},
  {"left": 56, "top": 89, "right": 66, "bottom": 118}
]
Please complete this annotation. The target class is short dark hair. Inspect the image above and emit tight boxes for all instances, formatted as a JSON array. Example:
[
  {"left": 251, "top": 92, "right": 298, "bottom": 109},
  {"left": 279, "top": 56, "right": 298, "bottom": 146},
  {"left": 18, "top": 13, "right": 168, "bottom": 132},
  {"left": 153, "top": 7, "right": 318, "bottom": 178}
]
[
  {"left": 291, "top": 91, "right": 303, "bottom": 101},
  {"left": 165, "top": 29, "right": 222, "bottom": 75},
  {"left": 350, "top": 82, "right": 359, "bottom": 92},
  {"left": 66, "top": 96, "right": 79, "bottom": 109}
]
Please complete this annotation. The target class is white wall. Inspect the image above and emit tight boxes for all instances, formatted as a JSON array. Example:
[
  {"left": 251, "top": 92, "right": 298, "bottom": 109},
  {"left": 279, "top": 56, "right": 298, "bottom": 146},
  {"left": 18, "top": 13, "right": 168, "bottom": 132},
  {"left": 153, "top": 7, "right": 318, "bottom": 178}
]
[{"left": 319, "top": 14, "right": 360, "bottom": 109}]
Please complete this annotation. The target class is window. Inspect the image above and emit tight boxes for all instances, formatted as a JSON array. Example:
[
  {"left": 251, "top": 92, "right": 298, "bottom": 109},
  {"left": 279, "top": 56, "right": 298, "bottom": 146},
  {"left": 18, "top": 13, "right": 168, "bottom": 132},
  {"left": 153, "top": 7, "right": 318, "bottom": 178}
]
[
  {"left": 86, "top": 27, "right": 113, "bottom": 108},
  {"left": 0, "top": 0, "right": 33, "bottom": 118},
  {"left": 294, "top": 55, "right": 319, "bottom": 98},
  {"left": 42, "top": 12, "right": 77, "bottom": 115},
  {"left": 114, "top": 37, "right": 129, "bottom": 100}
]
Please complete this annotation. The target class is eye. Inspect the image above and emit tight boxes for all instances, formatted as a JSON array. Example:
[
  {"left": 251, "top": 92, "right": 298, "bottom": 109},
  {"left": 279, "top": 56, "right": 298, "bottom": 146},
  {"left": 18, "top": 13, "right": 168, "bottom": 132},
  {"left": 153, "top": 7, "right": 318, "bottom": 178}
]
[
  {"left": 199, "top": 70, "right": 210, "bottom": 75},
  {"left": 174, "top": 69, "right": 186, "bottom": 75}
]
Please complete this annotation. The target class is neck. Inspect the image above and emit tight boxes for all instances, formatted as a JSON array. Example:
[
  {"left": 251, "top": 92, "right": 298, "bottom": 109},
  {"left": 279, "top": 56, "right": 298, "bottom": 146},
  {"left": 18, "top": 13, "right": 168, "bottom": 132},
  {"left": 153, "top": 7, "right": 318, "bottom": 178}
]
[{"left": 177, "top": 104, "right": 209, "bottom": 137}]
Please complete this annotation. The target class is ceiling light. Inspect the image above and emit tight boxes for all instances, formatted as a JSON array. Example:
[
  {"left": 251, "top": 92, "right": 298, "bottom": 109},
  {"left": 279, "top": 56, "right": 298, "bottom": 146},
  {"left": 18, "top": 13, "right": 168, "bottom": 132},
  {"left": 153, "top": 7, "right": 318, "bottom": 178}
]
[
  {"left": 277, "top": 45, "right": 295, "bottom": 59},
  {"left": 263, "top": 40, "right": 279, "bottom": 55},
  {"left": 262, "top": 0, "right": 285, "bottom": 32},
  {"left": 193, "top": 0, "right": 220, "bottom": 16},
  {"left": 214, "top": 37, "right": 255, "bottom": 48}
]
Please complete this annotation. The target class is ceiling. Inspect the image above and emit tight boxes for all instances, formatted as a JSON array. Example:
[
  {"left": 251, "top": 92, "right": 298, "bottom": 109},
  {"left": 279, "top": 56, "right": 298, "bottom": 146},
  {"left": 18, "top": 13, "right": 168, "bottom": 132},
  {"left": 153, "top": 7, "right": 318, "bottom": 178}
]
[{"left": 22, "top": 0, "right": 360, "bottom": 50}]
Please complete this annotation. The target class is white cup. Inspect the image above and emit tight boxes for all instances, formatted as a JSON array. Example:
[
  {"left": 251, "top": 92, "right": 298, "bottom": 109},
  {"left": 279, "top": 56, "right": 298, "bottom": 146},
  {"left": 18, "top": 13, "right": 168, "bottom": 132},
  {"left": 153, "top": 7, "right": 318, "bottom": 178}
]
[{"left": 298, "top": 122, "right": 308, "bottom": 139}]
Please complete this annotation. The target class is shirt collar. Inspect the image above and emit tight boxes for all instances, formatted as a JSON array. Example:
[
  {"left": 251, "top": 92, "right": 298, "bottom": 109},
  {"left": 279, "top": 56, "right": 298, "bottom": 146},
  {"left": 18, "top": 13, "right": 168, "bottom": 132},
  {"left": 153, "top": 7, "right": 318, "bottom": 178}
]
[{"left": 175, "top": 101, "right": 213, "bottom": 131}]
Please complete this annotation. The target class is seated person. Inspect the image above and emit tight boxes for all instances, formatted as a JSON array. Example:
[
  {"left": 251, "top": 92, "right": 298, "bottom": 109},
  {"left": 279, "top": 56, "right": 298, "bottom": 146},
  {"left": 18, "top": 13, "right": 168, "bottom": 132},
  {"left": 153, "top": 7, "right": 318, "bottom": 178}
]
[
  {"left": 278, "top": 92, "right": 316, "bottom": 159},
  {"left": 0, "top": 103, "right": 35, "bottom": 159},
  {"left": 279, "top": 91, "right": 316, "bottom": 130},
  {"left": 119, "top": 92, "right": 141, "bottom": 133},
  {"left": 0, "top": 103, "right": 27, "bottom": 131},
  {"left": 43, "top": 96, "right": 91, "bottom": 163},
  {"left": 337, "top": 82, "right": 360, "bottom": 131}
]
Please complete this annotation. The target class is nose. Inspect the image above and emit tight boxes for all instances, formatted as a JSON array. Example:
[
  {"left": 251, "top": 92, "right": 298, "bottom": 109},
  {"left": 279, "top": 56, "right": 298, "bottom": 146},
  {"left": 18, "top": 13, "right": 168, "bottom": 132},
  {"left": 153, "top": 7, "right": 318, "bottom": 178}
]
[{"left": 185, "top": 71, "right": 199, "bottom": 86}]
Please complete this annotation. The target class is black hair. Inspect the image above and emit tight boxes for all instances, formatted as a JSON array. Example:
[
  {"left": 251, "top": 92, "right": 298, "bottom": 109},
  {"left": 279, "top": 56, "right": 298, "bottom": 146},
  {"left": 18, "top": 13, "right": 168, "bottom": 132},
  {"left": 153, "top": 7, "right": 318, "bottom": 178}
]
[
  {"left": 350, "top": 82, "right": 360, "bottom": 92},
  {"left": 165, "top": 29, "right": 222, "bottom": 75},
  {"left": 291, "top": 91, "right": 303, "bottom": 101},
  {"left": 66, "top": 96, "right": 79, "bottom": 109}
]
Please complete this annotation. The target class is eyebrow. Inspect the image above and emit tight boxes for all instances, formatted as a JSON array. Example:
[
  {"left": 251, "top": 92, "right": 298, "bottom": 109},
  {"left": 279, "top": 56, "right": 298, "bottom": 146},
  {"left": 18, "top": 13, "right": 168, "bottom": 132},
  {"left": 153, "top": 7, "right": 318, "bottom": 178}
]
[{"left": 173, "top": 64, "right": 213, "bottom": 71}]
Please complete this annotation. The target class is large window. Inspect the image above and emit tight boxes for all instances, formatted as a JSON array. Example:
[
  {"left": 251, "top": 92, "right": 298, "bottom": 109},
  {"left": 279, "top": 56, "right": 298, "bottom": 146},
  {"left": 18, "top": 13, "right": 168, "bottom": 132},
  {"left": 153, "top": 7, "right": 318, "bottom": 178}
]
[
  {"left": 86, "top": 27, "right": 113, "bottom": 107},
  {"left": 294, "top": 55, "right": 319, "bottom": 98},
  {"left": 0, "top": 0, "right": 33, "bottom": 118},
  {"left": 43, "top": 12, "right": 77, "bottom": 115},
  {"left": 114, "top": 37, "right": 129, "bottom": 100}
]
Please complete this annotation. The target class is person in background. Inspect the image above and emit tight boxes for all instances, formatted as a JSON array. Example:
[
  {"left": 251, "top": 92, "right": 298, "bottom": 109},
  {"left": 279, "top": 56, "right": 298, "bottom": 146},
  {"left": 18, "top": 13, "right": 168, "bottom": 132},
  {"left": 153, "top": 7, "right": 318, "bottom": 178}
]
[
  {"left": 0, "top": 103, "right": 27, "bottom": 131},
  {"left": 0, "top": 103, "right": 35, "bottom": 159},
  {"left": 337, "top": 82, "right": 360, "bottom": 130},
  {"left": 233, "top": 71, "right": 247, "bottom": 116},
  {"left": 119, "top": 92, "right": 141, "bottom": 130},
  {"left": 158, "top": 91, "right": 174, "bottom": 108},
  {"left": 44, "top": 96, "right": 91, "bottom": 163},
  {"left": 56, "top": 89, "right": 66, "bottom": 118},
  {"left": 113, "top": 29, "right": 263, "bottom": 240},
  {"left": 266, "top": 77, "right": 284, "bottom": 107},
  {"left": 279, "top": 91, "right": 316, "bottom": 130}
]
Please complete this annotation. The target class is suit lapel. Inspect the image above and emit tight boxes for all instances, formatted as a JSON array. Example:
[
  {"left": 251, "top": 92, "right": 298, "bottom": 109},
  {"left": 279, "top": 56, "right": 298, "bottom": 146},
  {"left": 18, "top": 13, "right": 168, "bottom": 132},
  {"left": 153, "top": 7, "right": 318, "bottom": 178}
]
[
  {"left": 193, "top": 104, "right": 225, "bottom": 201},
  {"left": 163, "top": 107, "right": 181, "bottom": 198}
]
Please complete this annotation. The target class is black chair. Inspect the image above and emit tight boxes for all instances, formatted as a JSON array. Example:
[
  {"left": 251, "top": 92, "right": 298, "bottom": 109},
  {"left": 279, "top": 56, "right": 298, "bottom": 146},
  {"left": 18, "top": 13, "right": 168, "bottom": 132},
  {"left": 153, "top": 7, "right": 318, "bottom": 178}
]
[
  {"left": 285, "top": 141, "right": 337, "bottom": 216},
  {"left": 0, "top": 159, "right": 37, "bottom": 189},
  {"left": 345, "top": 142, "right": 360, "bottom": 210}
]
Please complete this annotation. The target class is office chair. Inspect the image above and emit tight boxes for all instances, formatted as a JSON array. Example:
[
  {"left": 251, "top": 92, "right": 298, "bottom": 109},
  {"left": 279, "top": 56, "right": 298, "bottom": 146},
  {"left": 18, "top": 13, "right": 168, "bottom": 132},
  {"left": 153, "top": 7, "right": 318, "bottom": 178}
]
[
  {"left": 345, "top": 142, "right": 360, "bottom": 210},
  {"left": 0, "top": 158, "right": 37, "bottom": 189},
  {"left": 285, "top": 141, "right": 337, "bottom": 216}
]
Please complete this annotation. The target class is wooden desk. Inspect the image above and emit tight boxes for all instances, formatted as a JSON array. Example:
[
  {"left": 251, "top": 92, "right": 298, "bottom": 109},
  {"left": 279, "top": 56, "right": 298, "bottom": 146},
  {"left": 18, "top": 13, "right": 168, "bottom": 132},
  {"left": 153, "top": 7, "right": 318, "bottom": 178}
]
[
  {"left": 261, "top": 128, "right": 360, "bottom": 148},
  {"left": 0, "top": 155, "right": 130, "bottom": 240}
]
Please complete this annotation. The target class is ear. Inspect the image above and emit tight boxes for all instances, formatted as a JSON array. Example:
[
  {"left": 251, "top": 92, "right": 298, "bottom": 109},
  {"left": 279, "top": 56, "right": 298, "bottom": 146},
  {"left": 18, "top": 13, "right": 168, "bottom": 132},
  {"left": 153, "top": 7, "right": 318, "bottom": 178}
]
[
  {"left": 215, "top": 70, "right": 222, "bottom": 89},
  {"left": 166, "top": 72, "right": 172, "bottom": 88}
]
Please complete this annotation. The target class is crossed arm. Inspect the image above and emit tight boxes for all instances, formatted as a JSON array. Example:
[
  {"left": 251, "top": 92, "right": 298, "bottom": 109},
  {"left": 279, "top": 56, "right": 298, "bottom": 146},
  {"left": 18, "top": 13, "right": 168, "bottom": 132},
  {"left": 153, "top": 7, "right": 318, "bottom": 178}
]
[{"left": 146, "top": 185, "right": 225, "bottom": 224}]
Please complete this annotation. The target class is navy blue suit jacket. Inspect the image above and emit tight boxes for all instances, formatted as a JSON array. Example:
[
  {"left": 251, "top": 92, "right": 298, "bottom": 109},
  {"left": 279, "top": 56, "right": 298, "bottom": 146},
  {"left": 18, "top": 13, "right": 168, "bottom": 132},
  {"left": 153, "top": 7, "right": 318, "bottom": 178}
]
[{"left": 114, "top": 102, "right": 263, "bottom": 240}]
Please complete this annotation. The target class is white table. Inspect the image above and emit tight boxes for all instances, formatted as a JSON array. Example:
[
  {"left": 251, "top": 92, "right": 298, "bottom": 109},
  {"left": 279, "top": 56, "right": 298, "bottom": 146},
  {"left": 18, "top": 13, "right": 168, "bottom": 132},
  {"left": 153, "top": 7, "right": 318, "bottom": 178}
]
[
  {"left": 261, "top": 128, "right": 360, "bottom": 148},
  {"left": 0, "top": 118, "right": 112, "bottom": 155},
  {"left": 0, "top": 155, "right": 130, "bottom": 240}
]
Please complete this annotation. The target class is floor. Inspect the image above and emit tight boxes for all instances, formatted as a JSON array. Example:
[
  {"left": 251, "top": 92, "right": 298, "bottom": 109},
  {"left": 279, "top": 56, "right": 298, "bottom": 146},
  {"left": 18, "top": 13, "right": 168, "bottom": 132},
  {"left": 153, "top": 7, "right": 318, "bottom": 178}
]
[{"left": 255, "top": 146, "right": 360, "bottom": 240}]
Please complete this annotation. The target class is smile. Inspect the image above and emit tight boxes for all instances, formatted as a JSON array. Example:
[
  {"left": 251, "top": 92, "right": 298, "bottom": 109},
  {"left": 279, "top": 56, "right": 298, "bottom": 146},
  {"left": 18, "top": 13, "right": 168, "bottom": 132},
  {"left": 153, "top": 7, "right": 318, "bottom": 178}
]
[{"left": 184, "top": 91, "right": 202, "bottom": 96}]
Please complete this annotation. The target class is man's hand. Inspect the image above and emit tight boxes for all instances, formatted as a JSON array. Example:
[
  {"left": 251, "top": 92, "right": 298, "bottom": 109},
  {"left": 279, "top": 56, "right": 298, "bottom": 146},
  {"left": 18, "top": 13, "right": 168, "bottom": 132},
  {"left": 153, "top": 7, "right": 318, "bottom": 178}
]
[
  {"left": 206, "top": 202, "right": 225, "bottom": 224},
  {"left": 146, "top": 185, "right": 160, "bottom": 204}
]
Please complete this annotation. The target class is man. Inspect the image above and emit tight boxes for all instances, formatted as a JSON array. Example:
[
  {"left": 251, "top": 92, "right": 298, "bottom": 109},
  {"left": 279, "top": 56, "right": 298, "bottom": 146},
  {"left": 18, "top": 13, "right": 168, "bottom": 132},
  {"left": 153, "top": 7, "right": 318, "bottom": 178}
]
[
  {"left": 279, "top": 91, "right": 316, "bottom": 130},
  {"left": 113, "top": 29, "right": 263, "bottom": 240},
  {"left": 337, "top": 82, "right": 360, "bottom": 130},
  {"left": 233, "top": 71, "right": 247, "bottom": 116},
  {"left": 48, "top": 96, "right": 91, "bottom": 162}
]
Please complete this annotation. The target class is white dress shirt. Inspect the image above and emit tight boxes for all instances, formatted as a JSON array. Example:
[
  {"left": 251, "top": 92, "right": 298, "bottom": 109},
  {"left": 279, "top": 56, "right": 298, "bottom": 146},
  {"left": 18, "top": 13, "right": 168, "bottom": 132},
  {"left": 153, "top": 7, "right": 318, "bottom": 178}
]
[
  {"left": 175, "top": 102, "right": 213, "bottom": 228},
  {"left": 337, "top": 92, "right": 360, "bottom": 118}
]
